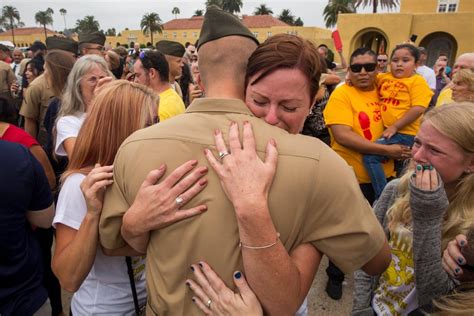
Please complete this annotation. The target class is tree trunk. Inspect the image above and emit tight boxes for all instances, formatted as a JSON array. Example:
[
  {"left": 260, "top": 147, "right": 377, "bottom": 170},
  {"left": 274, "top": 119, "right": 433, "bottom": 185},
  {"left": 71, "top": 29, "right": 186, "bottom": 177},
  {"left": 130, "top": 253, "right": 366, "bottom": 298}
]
[
  {"left": 9, "top": 19, "right": 16, "bottom": 46},
  {"left": 151, "top": 31, "right": 153, "bottom": 47},
  {"left": 63, "top": 16, "right": 67, "bottom": 30},
  {"left": 373, "top": 0, "right": 378, "bottom": 13},
  {"left": 43, "top": 24, "right": 47, "bottom": 41}
]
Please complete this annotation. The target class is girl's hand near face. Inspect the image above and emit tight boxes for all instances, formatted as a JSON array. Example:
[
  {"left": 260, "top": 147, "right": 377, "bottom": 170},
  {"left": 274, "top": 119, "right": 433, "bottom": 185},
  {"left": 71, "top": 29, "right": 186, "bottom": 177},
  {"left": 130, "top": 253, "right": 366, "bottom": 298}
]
[{"left": 412, "top": 164, "right": 439, "bottom": 191}]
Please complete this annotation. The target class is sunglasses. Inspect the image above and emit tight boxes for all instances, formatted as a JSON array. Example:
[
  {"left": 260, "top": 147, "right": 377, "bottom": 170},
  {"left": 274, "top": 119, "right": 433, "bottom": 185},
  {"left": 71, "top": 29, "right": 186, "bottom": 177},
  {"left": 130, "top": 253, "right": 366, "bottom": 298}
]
[
  {"left": 377, "top": 59, "right": 388, "bottom": 62},
  {"left": 350, "top": 63, "right": 377, "bottom": 73}
]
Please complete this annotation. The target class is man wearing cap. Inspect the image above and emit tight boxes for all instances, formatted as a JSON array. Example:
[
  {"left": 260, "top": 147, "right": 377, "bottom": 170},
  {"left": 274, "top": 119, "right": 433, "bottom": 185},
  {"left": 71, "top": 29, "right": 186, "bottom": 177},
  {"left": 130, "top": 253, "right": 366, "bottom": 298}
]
[
  {"left": 0, "top": 45, "right": 15, "bottom": 100},
  {"left": 100, "top": 7, "right": 389, "bottom": 315},
  {"left": 133, "top": 50, "right": 185, "bottom": 121},
  {"left": 30, "top": 41, "right": 47, "bottom": 58},
  {"left": 156, "top": 40, "right": 185, "bottom": 98},
  {"left": 78, "top": 31, "right": 106, "bottom": 56},
  {"left": 20, "top": 37, "right": 77, "bottom": 144}
]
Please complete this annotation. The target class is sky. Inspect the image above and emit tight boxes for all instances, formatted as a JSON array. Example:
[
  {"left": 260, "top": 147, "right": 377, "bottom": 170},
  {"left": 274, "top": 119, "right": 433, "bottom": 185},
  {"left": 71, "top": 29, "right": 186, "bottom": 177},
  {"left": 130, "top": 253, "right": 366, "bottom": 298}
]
[{"left": 2, "top": 0, "right": 399, "bottom": 32}]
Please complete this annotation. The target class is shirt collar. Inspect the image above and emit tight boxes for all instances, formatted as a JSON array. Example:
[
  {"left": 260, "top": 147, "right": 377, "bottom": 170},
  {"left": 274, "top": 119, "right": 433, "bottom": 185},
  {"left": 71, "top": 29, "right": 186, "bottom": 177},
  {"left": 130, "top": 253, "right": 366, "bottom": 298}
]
[{"left": 185, "top": 98, "right": 255, "bottom": 117}]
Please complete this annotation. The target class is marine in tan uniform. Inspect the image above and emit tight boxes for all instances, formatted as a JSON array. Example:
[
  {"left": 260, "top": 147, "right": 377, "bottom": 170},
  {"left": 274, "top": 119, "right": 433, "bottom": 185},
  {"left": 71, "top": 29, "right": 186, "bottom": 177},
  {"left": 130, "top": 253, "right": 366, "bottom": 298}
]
[
  {"left": 0, "top": 59, "right": 15, "bottom": 101},
  {"left": 78, "top": 31, "right": 106, "bottom": 57},
  {"left": 100, "top": 7, "right": 389, "bottom": 315},
  {"left": 19, "top": 37, "right": 78, "bottom": 144}
]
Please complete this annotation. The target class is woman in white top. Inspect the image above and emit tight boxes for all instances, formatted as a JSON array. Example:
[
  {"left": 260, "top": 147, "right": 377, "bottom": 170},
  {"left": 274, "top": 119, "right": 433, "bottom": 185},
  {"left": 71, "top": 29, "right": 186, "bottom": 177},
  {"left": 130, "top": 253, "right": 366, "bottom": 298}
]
[
  {"left": 52, "top": 81, "right": 209, "bottom": 315},
  {"left": 55, "top": 55, "right": 113, "bottom": 157}
]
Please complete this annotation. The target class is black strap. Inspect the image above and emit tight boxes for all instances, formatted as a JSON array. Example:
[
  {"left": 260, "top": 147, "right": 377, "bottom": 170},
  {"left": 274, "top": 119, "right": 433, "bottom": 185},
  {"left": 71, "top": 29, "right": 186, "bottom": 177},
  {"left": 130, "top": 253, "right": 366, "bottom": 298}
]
[{"left": 126, "top": 256, "right": 140, "bottom": 315}]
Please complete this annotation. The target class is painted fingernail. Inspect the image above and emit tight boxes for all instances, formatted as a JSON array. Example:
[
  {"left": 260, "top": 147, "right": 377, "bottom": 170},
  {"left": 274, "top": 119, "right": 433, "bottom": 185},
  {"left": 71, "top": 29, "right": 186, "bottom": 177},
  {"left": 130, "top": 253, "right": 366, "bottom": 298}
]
[
  {"left": 234, "top": 271, "right": 242, "bottom": 279},
  {"left": 190, "top": 266, "right": 195, "bottom": 272},
  {"left": 416, "top": 165, "right": 422, "bottom": 171},
  {"left": 191, "top": 297, "right": 196, "bottom": 303},
  {"left": 270, "top": 138, "right": 276, "bottom": 147},
  {"left": 454, "top": 267, "right": 461, "bottom": 274},
  {"left": 199, "top": 179, "right": 208, "bottom": 186},
  {"left": 200, "top": 167, "right": 208, "bottom": 174},
  {"left": 198, "top": 262, "right": 204, "bottom": 268},
  {"left": 243, "top": 120, "right": 249, "bottom": 125},
  {"left": 185, "top": 281, "right": 191, "bottom": 287},
  {"left": 429, "top": 165, "right": 434, "bottom": 170},
  {"left": 411, "top": 172, "right": 416, "bottom": 178},
  {"left": 458, "top": 257, "right": 465, "bottom": 265},
  {"left": 460, "top": 240, "right": 466, "bottom": 247}
]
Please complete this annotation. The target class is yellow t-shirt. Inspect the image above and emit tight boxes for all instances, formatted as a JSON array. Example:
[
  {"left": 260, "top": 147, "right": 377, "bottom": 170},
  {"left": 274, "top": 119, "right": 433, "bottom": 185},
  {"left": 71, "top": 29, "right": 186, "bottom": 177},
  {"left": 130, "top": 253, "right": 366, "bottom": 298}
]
[
  {"left": 158, "top": 88, "right": 186, "bottom": 122},
  {"left": 377, "top": 73, "right": 433, "bottom": 136},
  {"left": 435, "top": 88, "right": 453, "bottom": 107},
  {"left": 324, "top": 84, "right": 395, "bottom": 184}
]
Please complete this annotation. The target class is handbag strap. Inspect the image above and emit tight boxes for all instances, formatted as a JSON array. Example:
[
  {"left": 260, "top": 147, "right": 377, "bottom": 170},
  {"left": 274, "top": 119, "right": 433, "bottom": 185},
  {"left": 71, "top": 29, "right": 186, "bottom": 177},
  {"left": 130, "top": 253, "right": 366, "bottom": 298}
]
[{"left": 126, "top": 256, "right": 141, "bottom": 315}]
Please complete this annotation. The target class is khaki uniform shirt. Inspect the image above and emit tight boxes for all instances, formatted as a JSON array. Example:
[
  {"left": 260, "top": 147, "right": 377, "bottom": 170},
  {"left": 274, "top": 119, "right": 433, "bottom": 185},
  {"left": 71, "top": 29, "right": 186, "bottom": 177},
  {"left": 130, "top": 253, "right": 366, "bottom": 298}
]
[
  {"left": 99, "top": 98, "right": 386, "bottom": 315},
  {"left": 0, "top": 61, "right": 15, "bottom": 98},
  {"left": 19, "top": 74, "right": 55, "bottom": 145}
]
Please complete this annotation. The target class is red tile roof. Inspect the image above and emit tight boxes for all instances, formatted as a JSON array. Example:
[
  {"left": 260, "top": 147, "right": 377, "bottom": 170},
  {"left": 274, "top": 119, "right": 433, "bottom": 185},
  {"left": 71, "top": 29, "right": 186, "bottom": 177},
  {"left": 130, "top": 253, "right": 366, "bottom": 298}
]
[
  {"left": 0, "top": 27, "right": 58, "bottom": 36},
  {"left": 162, "top": 14, "right": 288, "bottom": 30}
]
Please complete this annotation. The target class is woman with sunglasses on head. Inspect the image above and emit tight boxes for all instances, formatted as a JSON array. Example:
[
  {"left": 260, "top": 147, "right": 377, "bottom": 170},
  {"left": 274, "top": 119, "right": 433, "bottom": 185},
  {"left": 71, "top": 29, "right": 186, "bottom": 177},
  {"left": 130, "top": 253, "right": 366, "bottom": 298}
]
[
  {"left": 52, "top": 80, "right": 209, "bottom": 314},
  {"left": 363, "top": 44, "right": 434, "bottom": 200},
  {"left": 55, "top": 55, "right": 113, "bottom": 158}
]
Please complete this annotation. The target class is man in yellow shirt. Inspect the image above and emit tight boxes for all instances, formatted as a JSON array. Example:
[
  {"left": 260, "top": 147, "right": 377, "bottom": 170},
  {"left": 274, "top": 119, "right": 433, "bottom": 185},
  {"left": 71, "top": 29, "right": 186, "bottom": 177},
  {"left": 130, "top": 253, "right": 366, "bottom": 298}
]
[
  {"left": 133, "top": 50, "right": 185, "bottom": 122},
  {"left": 156, "top": 40, "right": 186, "bottom": 99},
  {"left": 436, "top": 52, "right": 474, "bottom": 107}
]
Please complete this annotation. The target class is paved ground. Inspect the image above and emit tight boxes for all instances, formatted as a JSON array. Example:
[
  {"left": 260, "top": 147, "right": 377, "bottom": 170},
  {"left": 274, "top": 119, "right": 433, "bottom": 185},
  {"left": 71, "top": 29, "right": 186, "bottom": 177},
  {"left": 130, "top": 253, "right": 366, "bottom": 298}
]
[{"left": 61, "top": 256, "right": 353, "bottom": 315}]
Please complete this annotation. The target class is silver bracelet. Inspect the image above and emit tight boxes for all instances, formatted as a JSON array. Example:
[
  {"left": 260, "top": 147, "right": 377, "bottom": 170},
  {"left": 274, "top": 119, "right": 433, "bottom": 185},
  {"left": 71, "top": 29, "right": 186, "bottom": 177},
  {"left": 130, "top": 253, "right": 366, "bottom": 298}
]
[{"left": 239, "top": 233, "right": 281, "bottom": 250}]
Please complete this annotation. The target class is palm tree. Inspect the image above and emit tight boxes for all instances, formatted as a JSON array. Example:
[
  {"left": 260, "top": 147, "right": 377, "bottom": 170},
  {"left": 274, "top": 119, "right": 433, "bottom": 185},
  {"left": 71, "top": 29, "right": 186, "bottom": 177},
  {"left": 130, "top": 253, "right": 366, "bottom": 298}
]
[
  {"left": 172, "top": 7, "right": 180, "bottom": 19},
  {"left": 140, "top": 13, "right": 162, "bottom": 46},
  {"left": 323, "top": 0, "right": 356, "bottom": 28},
  {"left": 294, "top": 17, "right": 304, "bottom": 26},
  {"left": 194, "top": 9, "right": 204, "bottom": 16},
  {"left": 1, "top": 6, "right": 21, "bottom": 45},
  {"left": 254, "top": 4, "right": 273, "bottom": 15},
  {"left": 35, "top": 8, "right": 54, "bottom": 41},
  {"left": 205, "top": 0, "right": 223, "bottom": 8},
  {"left": 278, "top": 9, "right": 295, "bottom": 25},
  {"left": 221, "top": 0, "right": 243, "bottom": 14},
  {"left": 353, "top": 0, "right": 399, "bottom": 13},
  {"left": 75, "top": 15, "right": 100, "bottom": 33},
  {"left": 60, "top": 8, "right": 67, "bottom": 30}
]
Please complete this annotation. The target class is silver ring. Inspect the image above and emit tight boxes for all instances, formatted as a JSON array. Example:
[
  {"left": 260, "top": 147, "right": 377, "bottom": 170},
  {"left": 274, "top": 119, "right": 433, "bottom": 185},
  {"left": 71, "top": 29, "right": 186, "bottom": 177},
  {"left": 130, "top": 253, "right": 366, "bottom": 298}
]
[
  {"left": 206, "top": 299, "right": 212, "bottom": 309},
  {"left": 218, "top": 151, "right": 230, "bottom": 160},
  {"left": 175, "top": 196, "right": 184, "bottom": 206}
]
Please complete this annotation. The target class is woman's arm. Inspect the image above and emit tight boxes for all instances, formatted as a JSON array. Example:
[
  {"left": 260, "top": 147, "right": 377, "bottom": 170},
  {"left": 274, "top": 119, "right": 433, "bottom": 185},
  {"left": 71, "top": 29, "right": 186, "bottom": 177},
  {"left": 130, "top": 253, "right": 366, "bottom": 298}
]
[
  {"left": 29, "top": 145, "right": 56, "bottom": 189},
  {"left": 120, "top": 161, "right": 209, "bottom": 254},
  {"left": 63, "top": 137, "right": 76, "bottom": 158},
  {"left": 204, "top": 122, "right": 320, "bottom": 315},
  {"left": 52, "top": 165, "right": 114, "bottom": 292},
  {"left": 410, "top": 166, "right": 456, "bottom": 307}
]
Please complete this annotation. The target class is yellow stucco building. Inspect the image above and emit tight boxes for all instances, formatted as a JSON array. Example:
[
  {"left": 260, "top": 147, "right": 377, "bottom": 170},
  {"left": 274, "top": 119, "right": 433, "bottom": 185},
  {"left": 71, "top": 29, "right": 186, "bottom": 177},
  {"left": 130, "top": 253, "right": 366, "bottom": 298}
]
[
  {"left": 337, "top": 0, "right": 474, "bottom": 66},
  {"left": 0, "top": 27, "right": 60, "bottom": 47}
]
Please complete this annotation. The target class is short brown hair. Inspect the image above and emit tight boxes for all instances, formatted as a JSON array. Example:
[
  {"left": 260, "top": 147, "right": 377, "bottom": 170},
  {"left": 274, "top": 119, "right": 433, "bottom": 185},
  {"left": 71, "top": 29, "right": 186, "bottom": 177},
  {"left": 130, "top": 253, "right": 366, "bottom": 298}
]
[
  {"left": 246, "top": 34, "right": 323, "bottom": 99},
  {"left": 44, "top": 50, "right": 76, "bottom": 96}
]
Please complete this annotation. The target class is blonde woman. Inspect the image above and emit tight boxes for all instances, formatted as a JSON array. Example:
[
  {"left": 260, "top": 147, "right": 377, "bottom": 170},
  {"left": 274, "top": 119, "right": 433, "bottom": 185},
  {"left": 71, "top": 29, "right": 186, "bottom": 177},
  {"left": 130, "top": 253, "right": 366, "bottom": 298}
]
[
  {"left": 52, "top": 81, "right": 209, "bottom": 314},
  {"left": 451, "top": 69, "right": 474, "bottom": 103},
  {"left": 352, "top": 103, "right": 474, "bottom": 315}
]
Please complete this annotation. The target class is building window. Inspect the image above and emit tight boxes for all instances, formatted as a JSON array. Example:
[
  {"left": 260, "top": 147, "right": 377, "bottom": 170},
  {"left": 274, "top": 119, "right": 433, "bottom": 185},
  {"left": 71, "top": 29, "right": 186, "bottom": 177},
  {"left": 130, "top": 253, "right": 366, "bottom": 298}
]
[
  {"left": 173, "top": 32, "right": 177, "bottom": 38},
  {"left": 438, "top": 0, "right": 458, "bottom": 13},
  {"left": 183, "top": 32, "right": 187, "bottom": 38},
  {"left": 253, "top": 32, "right": 259, "bottom": 38},
  {"left": 193, "top": 32, "right": 198, "bottom": 38},
  {"left": 267, "top": 31, "right": 272, "bottom": 37},
  {"left": 163, "top": 32, "right": 168, "bottom": 38}
]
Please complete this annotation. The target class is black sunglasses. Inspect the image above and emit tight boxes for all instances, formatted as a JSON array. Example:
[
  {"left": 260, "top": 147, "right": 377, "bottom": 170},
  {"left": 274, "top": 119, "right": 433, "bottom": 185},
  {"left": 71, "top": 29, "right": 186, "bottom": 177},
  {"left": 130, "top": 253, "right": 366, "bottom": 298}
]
[
  {"left": 350, "top": 63, "right": 377, "bottom": 73},
  {"left": 377, "top": 59, "right": 388, "bottom": 62}
]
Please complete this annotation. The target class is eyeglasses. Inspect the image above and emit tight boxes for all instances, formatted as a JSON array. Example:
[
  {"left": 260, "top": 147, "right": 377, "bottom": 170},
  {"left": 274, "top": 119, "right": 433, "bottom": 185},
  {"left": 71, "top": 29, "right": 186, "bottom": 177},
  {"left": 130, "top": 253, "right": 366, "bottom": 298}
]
[
  {"left": 377, "top": 59, "right": 388, "bottom": 62},
  {"left": 350, "top": 63, "right": 377, "bottom": 73}
]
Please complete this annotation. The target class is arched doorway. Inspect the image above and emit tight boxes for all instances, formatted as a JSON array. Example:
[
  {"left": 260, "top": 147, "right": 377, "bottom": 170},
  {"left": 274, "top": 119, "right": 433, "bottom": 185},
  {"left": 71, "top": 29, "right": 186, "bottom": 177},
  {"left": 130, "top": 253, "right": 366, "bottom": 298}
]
[
  {"left": 419, "top": 32, "right": 457, "bottom": 67},
  {"left": 352, "top": 28, "right": 389, "bottom": 55}
]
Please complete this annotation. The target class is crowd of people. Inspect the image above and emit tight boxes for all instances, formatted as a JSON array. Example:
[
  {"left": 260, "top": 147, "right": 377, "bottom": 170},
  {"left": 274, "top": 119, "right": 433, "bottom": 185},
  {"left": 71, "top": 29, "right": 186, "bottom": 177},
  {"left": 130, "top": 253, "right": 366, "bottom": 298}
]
[{"left": 1, "top": 5, "right": 473, "bottom": 316}]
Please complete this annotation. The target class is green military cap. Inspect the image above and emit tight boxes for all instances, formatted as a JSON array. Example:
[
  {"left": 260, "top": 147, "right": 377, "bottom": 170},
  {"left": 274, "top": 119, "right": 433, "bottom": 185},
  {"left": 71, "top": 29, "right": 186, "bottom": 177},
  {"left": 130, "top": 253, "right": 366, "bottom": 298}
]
[
  {"left": 46, "top": 36, "right": 78, "bottom": 54},
  {"left": 155, "top": 40, "right": 185, "bottom": 58},
  {"left": 197, "top": 5, "right": 259, "bottom": 50},
  {"left": 78, "top": 31, "right": 106, "bottom": 46}
]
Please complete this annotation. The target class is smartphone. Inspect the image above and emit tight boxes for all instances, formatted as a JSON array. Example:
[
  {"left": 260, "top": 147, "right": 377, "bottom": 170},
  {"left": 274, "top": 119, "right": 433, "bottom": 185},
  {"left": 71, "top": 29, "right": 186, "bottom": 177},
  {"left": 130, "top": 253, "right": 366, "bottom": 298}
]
[{"left": 409, "top": 34, "right": 418, "bottom": 42}]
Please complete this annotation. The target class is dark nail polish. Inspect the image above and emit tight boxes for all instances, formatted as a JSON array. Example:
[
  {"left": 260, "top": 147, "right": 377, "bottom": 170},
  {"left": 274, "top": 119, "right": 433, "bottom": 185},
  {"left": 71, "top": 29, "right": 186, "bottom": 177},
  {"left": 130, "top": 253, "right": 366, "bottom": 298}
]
[
  {"left": 199, "top": 262, "right": 204, "bottom": 268},
  {"left": 416, "top": 165, "right": 422, "bottom": 171},
  {"left": 185, "top": 281, "right": 191, "bottom": 287},
  {"left": 455, "top": 268, "right": 461, "bottom": 274},
  {"left": 411, "top": 172, "right": 416, "bottom": 178},
  {"left": 458, "top": 257, "right": 465, "bottom": 265},
  {"left": 190, "top": 266, "right": 195, "bottom": 272},
  {"left": 192, "top": 297, "right": 196, "bottom": 302},
  {"left": 460, "top": 240, "right": 466, "bottom": 247},
  {"left": 429, "top": 165, "right": 434, "bottom": 170},
  {"left": 234, "top": 271, "right": 242, "bottom": 279}
]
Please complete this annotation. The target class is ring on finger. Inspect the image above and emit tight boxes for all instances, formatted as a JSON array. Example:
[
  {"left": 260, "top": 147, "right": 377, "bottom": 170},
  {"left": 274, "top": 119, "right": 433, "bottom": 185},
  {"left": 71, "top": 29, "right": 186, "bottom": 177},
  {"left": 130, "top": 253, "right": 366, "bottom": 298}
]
[
  {"left": 206, "top": 299, "right": 212, "bottom": 309},
  {"left": 218, "top": 151, "right": 230, "bottom": 160},
  {"left": 175, "top": 196, "right": 184, "bottom": 207}
]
